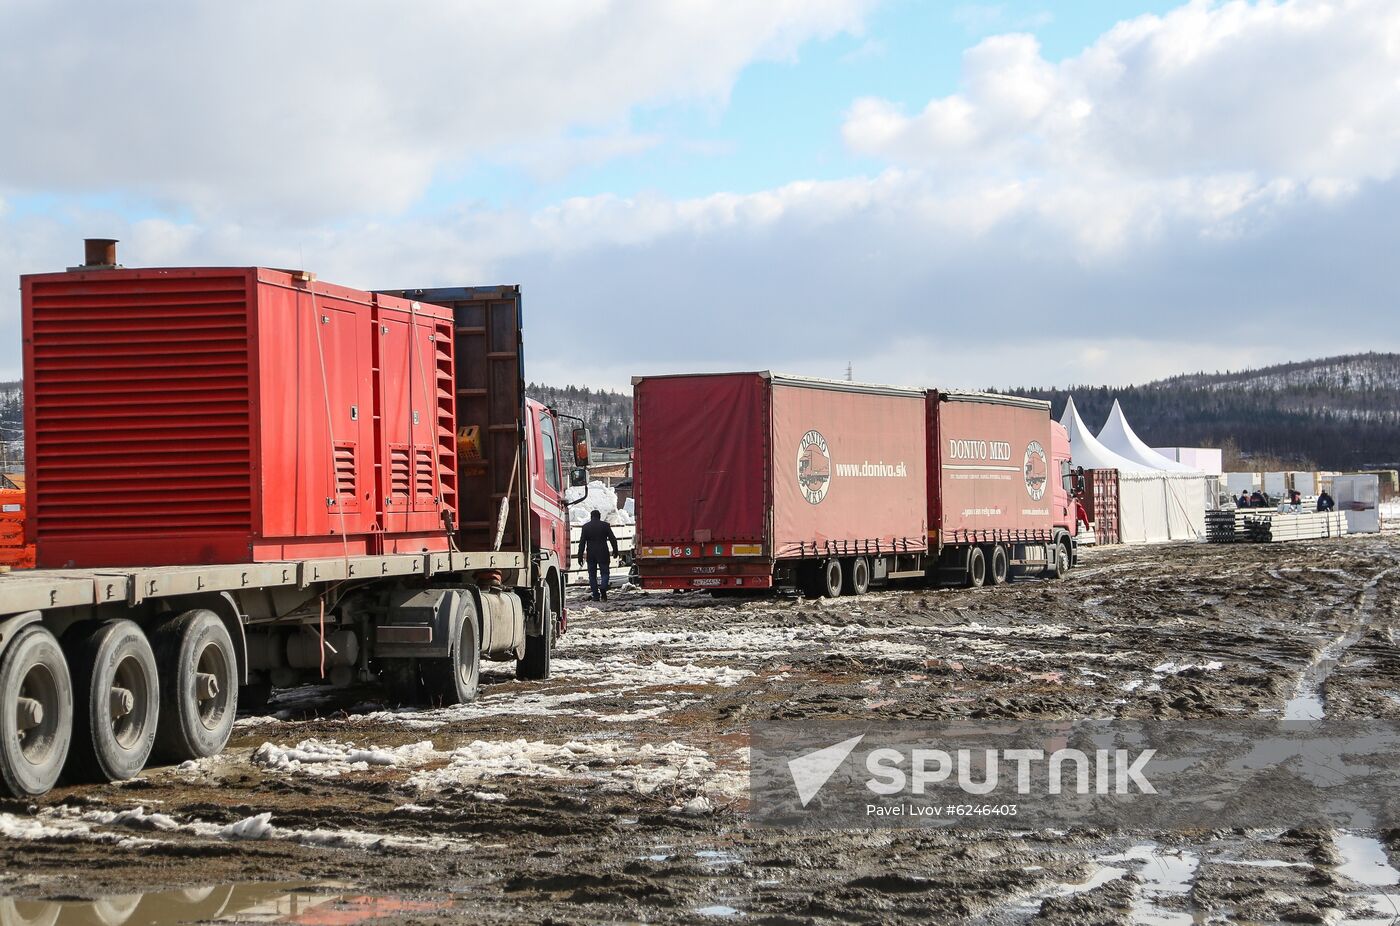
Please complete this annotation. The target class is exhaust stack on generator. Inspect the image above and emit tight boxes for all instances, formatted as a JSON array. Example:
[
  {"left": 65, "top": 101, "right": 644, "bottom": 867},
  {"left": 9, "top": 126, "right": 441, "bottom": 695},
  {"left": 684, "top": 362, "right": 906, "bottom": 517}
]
[{"left": 71, "top": 238, "right": 121, "bottom": 271}]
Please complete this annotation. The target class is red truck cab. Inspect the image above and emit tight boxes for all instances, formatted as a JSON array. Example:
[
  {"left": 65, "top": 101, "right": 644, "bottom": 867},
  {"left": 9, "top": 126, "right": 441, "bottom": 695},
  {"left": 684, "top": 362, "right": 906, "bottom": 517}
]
[{"left": 526, "top": 397, "right": 572, "bottom": 573}]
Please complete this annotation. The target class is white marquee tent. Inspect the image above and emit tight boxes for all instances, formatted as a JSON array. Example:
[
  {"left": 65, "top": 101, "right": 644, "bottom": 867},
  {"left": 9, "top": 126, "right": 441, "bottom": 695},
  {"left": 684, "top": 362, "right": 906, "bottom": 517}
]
[
  {"left": 1061, "top": 398, "right": 1208, "bottom": 544},
  {"left": 1098, "top": 401, "right": 1200, "bottom": 473}
]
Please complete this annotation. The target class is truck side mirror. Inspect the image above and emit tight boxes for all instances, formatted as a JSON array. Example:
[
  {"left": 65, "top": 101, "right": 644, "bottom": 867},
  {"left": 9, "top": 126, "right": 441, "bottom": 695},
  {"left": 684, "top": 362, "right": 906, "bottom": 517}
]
[
  {"left": 571, "top": 427, "right": 591, "bottom": 467},
  {"left": 569, "top": 466, "right": 588, "bottom": 488}
]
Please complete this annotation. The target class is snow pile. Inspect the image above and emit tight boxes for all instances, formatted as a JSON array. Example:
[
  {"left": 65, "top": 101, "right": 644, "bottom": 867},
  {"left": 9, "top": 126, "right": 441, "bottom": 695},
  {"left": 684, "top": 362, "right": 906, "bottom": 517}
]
[
  {"left": 252, "top": 739, "right": 437, "bottom": 777},
  {"left": 406, "top": 737, "right": 747, "bottom": 804},
  {"left": 565, "top": 480, "right": 619, "bottom": 525},
  {"left": 29, "top": 805, "right": 471, "bottom": 854},
  {"left": 1151, "top": 660, "right": 1224, "bottom": 675}
]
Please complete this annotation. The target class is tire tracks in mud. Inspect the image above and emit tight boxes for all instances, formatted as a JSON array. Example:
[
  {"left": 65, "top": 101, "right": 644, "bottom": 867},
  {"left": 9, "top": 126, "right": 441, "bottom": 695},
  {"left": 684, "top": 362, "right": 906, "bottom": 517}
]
[{"left": 1282, "top": 566, "right": 1395, "bottom": 721}]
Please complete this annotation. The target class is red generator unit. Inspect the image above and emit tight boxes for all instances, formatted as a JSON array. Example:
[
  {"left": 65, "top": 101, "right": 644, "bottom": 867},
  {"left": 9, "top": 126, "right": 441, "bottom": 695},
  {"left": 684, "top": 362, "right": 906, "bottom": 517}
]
[{"left": 22, "top": 266, "right": 457, "bottom": 568}]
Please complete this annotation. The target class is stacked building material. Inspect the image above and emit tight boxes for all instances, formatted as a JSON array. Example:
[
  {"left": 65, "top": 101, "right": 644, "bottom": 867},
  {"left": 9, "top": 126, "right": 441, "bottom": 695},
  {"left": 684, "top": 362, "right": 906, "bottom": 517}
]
[{"left": 1206, "top": 509, "right": 1348, "bottom": 543}]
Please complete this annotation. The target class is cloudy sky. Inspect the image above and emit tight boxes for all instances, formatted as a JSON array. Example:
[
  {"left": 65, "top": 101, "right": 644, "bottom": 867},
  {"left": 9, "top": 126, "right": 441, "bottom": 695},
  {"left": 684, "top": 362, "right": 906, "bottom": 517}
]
[{"left": 2, "top": 0, "right": 1396, "bottom": 390}]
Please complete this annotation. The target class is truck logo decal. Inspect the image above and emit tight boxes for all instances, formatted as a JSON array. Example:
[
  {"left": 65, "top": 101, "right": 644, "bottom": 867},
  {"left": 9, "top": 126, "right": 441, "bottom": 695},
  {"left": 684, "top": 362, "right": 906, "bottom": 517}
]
[
  {"left": 1024, "top": 441, "right": 1048, "bottom": 500},
  {"left": 797, "top": 430, "right": 832, "bottom": 505}
]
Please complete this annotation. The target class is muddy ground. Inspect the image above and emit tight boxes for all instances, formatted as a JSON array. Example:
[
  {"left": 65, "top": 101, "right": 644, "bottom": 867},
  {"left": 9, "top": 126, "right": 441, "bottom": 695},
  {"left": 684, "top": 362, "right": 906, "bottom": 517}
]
[{"left": 2, "top": 536, "right": 1399, "bottom": 925}]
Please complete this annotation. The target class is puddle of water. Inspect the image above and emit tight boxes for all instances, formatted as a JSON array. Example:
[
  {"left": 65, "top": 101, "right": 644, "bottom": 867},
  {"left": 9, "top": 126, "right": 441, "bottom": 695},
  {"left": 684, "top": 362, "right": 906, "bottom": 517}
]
[
  {"left": 695, "top": 849, "right": 741, "bottom": 868},
  {"left": 1098, "top": 843, "right": 1199, "bottom": 926},
  {"left": 695, "top": 904, "right": 744, "bottom": 918},
  {"left": 1340, "top": 892, "right": 1400, "bottom": 926},
  {"left": 1283, "top": 692, "right": 1325, "bottom": 721},
  {"left": 0, "top": 881, "right": 449, "bottom": 926},
  {"left": 1334, "top": 833, "right": 1400, "bottom": 887}
]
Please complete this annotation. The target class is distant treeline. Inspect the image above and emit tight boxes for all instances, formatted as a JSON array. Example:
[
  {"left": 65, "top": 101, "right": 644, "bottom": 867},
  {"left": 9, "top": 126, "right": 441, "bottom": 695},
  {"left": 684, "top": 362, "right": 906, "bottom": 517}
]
[
  {"left": 1002, "top": 352, "right": 1400, "bottom": 471},
  {"left": 527, "top": 383, "right": 634, "bottom": 449}
]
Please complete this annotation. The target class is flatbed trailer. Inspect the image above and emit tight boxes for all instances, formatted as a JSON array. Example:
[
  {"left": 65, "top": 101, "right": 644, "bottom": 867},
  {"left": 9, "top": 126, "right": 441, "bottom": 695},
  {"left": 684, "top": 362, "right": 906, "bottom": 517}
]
[{"left": 0, "top": 244, "right": 583, "bottom": 798}]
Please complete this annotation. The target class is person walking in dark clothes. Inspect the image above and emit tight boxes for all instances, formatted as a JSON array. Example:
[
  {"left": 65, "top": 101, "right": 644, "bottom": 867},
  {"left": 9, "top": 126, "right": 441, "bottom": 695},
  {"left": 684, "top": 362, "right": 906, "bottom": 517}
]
[
  {"left": 578, "top": 510, "right": 619, "bottom": 601},
  {"left": 1317, "top": 490, "right": 1336, "bottom": 512}
]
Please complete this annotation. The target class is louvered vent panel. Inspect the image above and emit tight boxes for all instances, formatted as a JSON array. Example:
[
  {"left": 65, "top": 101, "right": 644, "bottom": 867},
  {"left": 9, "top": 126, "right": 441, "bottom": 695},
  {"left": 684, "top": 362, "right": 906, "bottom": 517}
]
[
  {"left": 389, "top": 449, "right": 411, "bottom": 499},
  {"left": 27, "top": 274, "right": 253, "bottom": 538},
  {"left": 334, "top": 444, "right": 357, "bottom": 497}
]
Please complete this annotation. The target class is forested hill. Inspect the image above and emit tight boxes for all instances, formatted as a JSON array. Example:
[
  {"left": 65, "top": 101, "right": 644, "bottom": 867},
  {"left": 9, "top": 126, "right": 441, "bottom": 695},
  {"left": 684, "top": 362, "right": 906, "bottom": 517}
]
[
  {"left": 1002, "top": 352, "right": 1400, "bottom": 471},
  {"left": 526, "top": 383, "right": 633, "bottom": 449},
  {"left": 4, "top": 353, "right": 1397, "bottom": 471}
]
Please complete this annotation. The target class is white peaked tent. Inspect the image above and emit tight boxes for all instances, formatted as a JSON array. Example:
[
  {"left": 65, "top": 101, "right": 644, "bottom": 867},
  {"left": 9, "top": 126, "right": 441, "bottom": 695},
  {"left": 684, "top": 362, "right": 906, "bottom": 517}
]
[
  {"left": 1097, "top": 401, "right": 1199, "bottom": 473},
  {"left": 1059, "top": 397, "right": 1151, "bottom": 473},
  {"left": 1061, "top": 397, "right": 1207, "bottom": 544}
]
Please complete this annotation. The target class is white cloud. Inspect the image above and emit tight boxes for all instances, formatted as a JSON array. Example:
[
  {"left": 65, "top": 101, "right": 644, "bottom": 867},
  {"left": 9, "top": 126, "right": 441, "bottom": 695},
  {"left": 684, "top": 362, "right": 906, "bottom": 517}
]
[
  {"left": 847, "top": 0, "right": 1400, "bottom": 183},
  {"left": 1, "top": 0, "right": 1397, "bottom": 391},
  {"left": 0, "top": 0, "right": 871, "bottom": 219},
  {"left": 4, "top": 161, "right": 1393, "bottom": 388}
]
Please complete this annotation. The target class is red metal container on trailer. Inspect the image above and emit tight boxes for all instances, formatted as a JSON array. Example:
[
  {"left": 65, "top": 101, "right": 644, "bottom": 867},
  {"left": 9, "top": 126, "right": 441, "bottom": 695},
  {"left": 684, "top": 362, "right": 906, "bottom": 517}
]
[
  {"left": 926, "top": 391, "right": 1057, "bottom": 545},
  {"left": 22, "top": 266, "right": 456, "bottom": 568},
  {"left": 633, "top": 372, "right": 927, "bottom": 590}
]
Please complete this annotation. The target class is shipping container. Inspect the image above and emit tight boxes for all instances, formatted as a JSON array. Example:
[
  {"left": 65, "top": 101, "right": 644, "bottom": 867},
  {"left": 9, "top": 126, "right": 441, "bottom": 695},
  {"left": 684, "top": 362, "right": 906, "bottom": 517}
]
[
  {"left": 22, "top": 267, "right": 460, "bottom": 568},
  {"left": 633, "top": 372, "right": 928, "bottom": 594}
]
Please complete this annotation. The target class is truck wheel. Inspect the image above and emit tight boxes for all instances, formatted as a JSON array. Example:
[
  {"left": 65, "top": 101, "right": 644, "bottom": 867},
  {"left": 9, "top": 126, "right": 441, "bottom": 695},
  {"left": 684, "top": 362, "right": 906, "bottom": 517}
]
[
  {"left": 1047, "top": 539, "right": 1071, "bottom": 579},
  {"left": 65, "top": 620, "right": 159, "bottom": 783},
  {"left": 987, "top": 546, "right": 1009, "bottom": 586},
  {"left": 820, "top": 558, "right": 844, "bottom": 599},
  {"left": 844, "top": 557, "right": 871, "bottom": 596},
  {"left": 517, "top": 584, "right": 553, "bottom": 681},
  {"left": 151, "top": 610, "right": 237, "bottom": 762},
  {"left": 424, "top": 595, "right": 480, "bottom": 704},
  {"left": 379, "top": 659, "right": 422, "bottom": 705},
  {"left": 0, "top": 625, "right": 73, "bottom": 797},
  {"left": 965, "top": 546, "right": 987, "bottom": 588}
]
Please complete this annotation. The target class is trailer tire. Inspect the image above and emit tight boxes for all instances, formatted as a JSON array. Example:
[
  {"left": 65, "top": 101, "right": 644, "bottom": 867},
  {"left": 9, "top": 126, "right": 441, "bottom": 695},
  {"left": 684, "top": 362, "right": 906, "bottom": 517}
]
[
  {"left": 65, "top": 620, "right": 159, "bottom": 783},
  {"left": 820, "top": 558, "right": 844, "bottom": 599},
  {"left": 987, "top": 545, "right": 1009, "bottom": 586},
  {"left": 424, "top": 596, "right": 480, "bottom": 704},
  {"left": 152, "top": 610, "right": 238, "bottom": 762},
  {"left": 845, "top": 557, "right": 871, "bottom": 596},
  {"left": 965, "top": 546, "right": 987, "bottom": 588},
  {"left": 0, "top": 625, "right": 72, "bottom": 798},
  {"left": 517, "top": 584, "right": 553, "bottom": 681}
]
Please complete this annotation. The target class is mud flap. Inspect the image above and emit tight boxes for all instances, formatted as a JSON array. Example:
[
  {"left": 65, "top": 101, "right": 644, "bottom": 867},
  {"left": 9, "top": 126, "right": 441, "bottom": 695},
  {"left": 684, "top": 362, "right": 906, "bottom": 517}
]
[{"left": 376, "top": 589, "right": 463, "bottom": 660}]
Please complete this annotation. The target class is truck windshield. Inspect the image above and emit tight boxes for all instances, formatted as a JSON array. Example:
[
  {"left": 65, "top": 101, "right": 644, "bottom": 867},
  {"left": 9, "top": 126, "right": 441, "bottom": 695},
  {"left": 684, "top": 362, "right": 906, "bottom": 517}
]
[{"left": 539, "top": 413, "right": 561, "bottom": 492}]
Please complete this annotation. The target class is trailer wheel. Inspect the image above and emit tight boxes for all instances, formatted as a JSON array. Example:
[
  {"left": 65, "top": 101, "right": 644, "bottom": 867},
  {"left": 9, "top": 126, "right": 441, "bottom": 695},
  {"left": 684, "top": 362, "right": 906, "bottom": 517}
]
[
  {"left": 820, "top": 558, "right": 844, "bottom": 599},
  {"left": 0, "top": 625, "right": 73, "bottom": 798},
  {"left": 844, "top": 557, "right": 871, "bottom": 596},
  {"left": 424, "top": 595, "right": 480, "bottom": 704},
  {"left": 152, "top": 610, "right": 238, "bottom": 762},
  {"left": 964, "top": 546, "right": 987, "bottom": 588},
  {"left": 987, "top": 546, "right": 1009, "bottom": 586},
  {"left": 517, "top": 583, "right": 553, "bottom": 681},
  {"left": 64, "top": 620, "right": 159, "bottom": 783}
]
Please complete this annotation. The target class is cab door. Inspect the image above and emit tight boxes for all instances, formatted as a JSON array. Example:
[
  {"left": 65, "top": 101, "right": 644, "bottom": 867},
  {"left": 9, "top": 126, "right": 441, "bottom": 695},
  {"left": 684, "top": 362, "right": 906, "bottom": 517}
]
[{"left": 529, "top": 406, "right": 570, "bottom": 568}]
